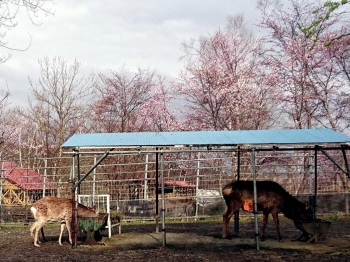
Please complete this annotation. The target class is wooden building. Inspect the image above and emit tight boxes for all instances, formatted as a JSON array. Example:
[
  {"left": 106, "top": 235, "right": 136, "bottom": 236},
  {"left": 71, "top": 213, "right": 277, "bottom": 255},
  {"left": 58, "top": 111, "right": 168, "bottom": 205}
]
[{"left": 1, "top": 161, "right": 57, "bottom": 205}]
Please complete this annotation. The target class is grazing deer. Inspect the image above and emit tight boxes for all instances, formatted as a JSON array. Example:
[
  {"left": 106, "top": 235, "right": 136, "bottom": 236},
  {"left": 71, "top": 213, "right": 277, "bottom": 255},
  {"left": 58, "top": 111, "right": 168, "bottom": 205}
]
[
  {"left": 222, "top": 180, "right": 313, "bottom": 241},
  {"left": 30, "top": 196, "right": 99, "bottom": 247}
]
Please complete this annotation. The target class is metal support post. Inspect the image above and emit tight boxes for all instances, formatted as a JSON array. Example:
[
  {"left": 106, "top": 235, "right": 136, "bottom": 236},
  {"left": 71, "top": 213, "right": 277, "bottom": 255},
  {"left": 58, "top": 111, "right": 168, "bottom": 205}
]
[{"left": 252, "top": 148, "right": 260, "bottom": 250}]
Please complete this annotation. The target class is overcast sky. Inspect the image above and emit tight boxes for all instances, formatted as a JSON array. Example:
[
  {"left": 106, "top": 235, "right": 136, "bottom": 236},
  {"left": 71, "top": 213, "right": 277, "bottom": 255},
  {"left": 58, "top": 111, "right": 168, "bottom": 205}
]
[{"left": 0, "top": 0, "right": 260, "bottom": 106}]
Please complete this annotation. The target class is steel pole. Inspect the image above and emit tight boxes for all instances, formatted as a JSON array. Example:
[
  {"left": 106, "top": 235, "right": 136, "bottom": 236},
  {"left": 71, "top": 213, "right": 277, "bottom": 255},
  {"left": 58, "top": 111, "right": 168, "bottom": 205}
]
[
  {"left": 252, "top": 148, "right": 259, "bottom": 250},
  {"left": 160, "top": 151, "right": 166, "bottom": 246}
]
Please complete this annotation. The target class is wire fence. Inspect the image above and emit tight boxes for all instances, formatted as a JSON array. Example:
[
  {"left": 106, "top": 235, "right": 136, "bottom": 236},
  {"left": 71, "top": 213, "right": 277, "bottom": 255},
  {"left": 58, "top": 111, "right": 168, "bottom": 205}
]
[{"left": 1, "top": 147, "right": 350, "bottom": 224}]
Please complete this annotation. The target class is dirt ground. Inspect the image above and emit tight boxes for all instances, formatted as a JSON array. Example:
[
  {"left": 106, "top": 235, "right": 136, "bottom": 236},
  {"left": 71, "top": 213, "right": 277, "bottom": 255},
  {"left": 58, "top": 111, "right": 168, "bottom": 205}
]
[{"left": 1, "top": 217, "right": 350, "bottom": 262}]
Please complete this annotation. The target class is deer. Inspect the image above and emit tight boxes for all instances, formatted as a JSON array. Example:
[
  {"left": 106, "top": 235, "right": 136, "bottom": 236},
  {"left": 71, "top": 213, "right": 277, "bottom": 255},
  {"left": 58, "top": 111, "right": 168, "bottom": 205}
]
[
  {"left": 30, "top": 196, "right": 99, "bottom": 247},
  {"left": 222, "top": 180, "right": 313, "bottom": 241}
]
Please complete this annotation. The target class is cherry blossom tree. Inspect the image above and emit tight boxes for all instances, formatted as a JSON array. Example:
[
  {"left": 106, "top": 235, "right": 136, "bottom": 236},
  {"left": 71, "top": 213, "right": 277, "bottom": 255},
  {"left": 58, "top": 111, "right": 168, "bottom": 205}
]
[
  {"left": 258, "top": 0, "right": 350, "bottom": 131},
  {"left": 91, "top": 66, "right": 178, "bottom": 133},
  {"left": 310, "top": 32, "right": 350, "bottom": 130},
  {"left": 0, "top": 90, "right": 38, "bottom": 161},
  {"left": 258, "top": 0, "right": 350, "bottom": 193},
  {"left": 175, "top": 14, "right": 277, "bottom": 131},
  {"left": 329, "top": 32, "right": 350, "bottom": 84},
  {"left": 137, "top": 76, "right": 180, "bottom": 132},
  {"left": 0, "top": 90, "right": 19, "bottom": 158}
]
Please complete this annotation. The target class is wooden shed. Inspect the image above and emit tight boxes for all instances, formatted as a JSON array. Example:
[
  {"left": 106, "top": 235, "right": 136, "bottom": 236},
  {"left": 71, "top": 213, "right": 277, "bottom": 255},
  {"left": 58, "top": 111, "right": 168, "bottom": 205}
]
[{"left": 1, "top": 161, "right": 57, "bottom": 205}]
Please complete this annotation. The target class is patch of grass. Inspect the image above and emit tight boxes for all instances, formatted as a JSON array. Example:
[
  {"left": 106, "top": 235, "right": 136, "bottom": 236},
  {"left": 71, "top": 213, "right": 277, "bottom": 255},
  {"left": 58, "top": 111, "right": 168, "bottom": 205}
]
[
  {"left": 316, "top": 213, "right": 350, "bottom": 221},
  {"left": 330, "top": 249, "right": 350, "bottom": 256},
  {"left": 0, "top": 224, "right": 26, "bottom": 230},
  {"left": 1, "top": 222, "right": 63, "bottom": 230}
]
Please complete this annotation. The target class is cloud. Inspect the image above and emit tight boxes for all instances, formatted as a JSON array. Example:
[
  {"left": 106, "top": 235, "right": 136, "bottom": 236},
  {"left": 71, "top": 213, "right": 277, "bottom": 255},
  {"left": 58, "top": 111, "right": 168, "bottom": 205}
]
[{"left": 0, "top": 0, "right": 260, "bottom": 106}]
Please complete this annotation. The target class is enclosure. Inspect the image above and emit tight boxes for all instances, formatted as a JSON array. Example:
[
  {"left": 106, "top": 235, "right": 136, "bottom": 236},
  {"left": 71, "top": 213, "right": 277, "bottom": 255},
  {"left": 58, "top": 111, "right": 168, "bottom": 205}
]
[
  {"left": 2, "top": 130, "right": 350, "bottom": 257},
  {"left": 1, "top": 133, "right": 350, "bottom": 224}
]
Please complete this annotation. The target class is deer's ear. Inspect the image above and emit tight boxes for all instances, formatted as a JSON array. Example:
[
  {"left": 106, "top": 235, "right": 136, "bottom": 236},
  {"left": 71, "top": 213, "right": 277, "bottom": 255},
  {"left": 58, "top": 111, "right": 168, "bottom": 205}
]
[{"left": 92, "top": 205, "right": 98, "bottom": 214}]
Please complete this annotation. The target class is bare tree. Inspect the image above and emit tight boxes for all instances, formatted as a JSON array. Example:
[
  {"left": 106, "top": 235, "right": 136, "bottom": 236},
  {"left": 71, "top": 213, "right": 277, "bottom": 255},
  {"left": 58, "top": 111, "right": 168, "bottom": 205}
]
[
  {"left": 15, "top": 57, "right": 95, "bottom": 158},
  {"left": 0, "top": 0, "right": 54, "bottom": 63},
  {"left": 0, "top": 86, "right": 9, "bottom": 106},
  {"left": 0, "top": 1, "right": 54, "bottom": 157}
]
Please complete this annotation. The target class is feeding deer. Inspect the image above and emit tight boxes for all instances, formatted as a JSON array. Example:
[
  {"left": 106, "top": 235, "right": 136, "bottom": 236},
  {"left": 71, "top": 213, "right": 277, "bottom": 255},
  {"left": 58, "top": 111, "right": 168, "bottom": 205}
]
[
  {"left": 222, "top": 180, "right": 313, "bottom": 241},
  {"left": 30, "top": 196, "right": 99, "bottom": 247}
]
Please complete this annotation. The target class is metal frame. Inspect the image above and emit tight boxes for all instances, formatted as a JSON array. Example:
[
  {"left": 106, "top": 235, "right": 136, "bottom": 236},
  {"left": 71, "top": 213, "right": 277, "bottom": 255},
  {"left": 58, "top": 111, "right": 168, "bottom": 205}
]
[{"left": 62, "top": 129, "right": 350, "bottom": 249}]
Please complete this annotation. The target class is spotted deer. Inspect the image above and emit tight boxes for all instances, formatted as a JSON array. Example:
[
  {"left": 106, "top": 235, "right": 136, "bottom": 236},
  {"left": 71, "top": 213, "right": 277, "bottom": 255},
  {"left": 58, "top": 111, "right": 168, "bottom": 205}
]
[
  {"left": 30, "top": 196, "right": 99, "bottom": 247},
  {"left": 222, "top": 180, "right": 313, "bottom": 241}
]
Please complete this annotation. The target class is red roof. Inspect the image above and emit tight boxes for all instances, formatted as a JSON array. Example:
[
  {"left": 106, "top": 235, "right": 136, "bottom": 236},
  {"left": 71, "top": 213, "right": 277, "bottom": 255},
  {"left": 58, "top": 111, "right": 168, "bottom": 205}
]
[
  {"left": 2, "top": 161, "right": 57, "bottom": 190},
  {"left": 164, "top": 180, "right": 196, "bottom": 188}
]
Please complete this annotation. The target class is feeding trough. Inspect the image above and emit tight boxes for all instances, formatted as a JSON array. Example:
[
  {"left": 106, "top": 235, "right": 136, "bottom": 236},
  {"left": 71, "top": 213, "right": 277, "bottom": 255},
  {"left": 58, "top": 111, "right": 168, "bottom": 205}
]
[
  {"left": 78, "top": 213, "right": 108, "bottom": 245},
  {"left": 294, "top": 219, "right": 331, "bottom": 243}
]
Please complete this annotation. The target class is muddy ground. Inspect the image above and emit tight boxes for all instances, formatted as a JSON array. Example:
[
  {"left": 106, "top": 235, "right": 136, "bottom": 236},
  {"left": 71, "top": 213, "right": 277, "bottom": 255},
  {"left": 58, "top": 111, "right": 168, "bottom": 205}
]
[{"left": 1, "top": 216, "right": 350, "bottom": 261}]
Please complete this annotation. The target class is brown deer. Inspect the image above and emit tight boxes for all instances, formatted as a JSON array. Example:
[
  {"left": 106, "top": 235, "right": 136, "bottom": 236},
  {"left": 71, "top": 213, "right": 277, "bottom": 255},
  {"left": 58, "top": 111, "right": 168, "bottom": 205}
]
[
  {"left": 30, "top": 196, "right": 99, "bottom": 247},
  {"left": 222, "top": 180, "right": 313, "bottom": 241}
]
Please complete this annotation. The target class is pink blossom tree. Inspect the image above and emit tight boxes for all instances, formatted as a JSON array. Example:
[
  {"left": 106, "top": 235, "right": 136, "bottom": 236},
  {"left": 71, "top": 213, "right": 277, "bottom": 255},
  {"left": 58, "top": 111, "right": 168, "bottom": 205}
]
[
  {"left": 258, "top": 0, "right": 350, "bottom": 192},
  {"left": 0, "top": 89, "right": 47, "bottom": 161},
  {"left": 136, "top": 76, "right": 180, "bottom": 132},
  {"left": 0, "top": 90, "right": 20, "bottom": 158},
  {"left": 258, "top": 0, "right": 350, "bottom": 131},
  {"left": 174, "top": 14, "right": 277, "bottom": 131},
  {"left": 91, "top": 66, "right": 179, "bottom": 133}
]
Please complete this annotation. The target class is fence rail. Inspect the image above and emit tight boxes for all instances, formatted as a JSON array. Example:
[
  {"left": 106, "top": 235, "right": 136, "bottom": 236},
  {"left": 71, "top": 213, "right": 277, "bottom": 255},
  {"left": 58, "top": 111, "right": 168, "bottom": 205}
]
[{"left": 1, "top": 147, "right": 350, "bottom": 223}]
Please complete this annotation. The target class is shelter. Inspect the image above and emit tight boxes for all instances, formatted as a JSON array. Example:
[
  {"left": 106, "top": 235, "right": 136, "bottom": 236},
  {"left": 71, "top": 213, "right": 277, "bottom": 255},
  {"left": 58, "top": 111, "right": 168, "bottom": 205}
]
[
  {"left": 0, "top": 161, "right": 57, "bottom": 205},
  {"left": 62, "top": 128, "right": 350, "bottom": 248},
  {"left": 62, "top": 128, "right": 350, "bottom": 148}
]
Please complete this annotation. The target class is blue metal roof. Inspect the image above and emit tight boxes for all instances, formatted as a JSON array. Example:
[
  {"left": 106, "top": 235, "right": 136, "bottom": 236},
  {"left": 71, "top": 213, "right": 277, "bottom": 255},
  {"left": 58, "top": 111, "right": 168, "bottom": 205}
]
[{"left": 62, "top": 128, "right": 350, "bottom": 148}]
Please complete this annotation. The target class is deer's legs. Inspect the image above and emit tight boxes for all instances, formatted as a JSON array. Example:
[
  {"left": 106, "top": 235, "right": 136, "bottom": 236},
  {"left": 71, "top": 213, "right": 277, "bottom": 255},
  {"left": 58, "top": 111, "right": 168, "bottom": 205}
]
[
  {"left": 65, "top": 220, "right": 72, "bottom": 245},
  {"left": 30, "top": 222, "right": 36, "bottom": 238},
  {"left": 58, "top": 222, "right": 67, "bottom": 246},
  {"left": 40, "top": 227, "right": 47, "bottom": 242},
  {"left": 223, "top": 209, "right": 233, "bottom": 239},
  {"left": 271, "top": 211, "right": 281, "bottom": 241},
  {"left": 260, "top": 211, "right": 269, "bottom": 241},
  {"left": 33, "top": 219, "right": 47, "bottom": 247},
  {"left": 222, "top": 193, "right": 242, "bottom": 239},
  {"left": 30, "top": 222, "right": 41, "bottom": 245}
]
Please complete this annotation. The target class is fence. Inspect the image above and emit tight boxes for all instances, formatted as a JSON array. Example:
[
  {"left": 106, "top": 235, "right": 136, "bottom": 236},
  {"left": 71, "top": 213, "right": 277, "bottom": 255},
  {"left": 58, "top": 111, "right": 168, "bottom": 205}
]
[{"left": 1, "top": 147, "right": 350, "bottom": 224}]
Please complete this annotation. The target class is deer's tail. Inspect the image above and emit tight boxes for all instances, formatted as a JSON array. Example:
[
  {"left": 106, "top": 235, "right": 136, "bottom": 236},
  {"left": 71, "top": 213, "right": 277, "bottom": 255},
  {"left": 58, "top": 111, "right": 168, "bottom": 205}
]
[
  {"left": 30, "top": 206, "right": 38, "bottom": 219},
  {"left": 222, "top": 182, "right": 234, "bottom": 196}
]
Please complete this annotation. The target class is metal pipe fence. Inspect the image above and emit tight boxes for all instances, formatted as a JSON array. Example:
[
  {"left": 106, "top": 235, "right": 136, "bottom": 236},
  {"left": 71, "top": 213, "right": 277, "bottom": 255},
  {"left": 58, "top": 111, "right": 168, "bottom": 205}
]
[{"left": 1, "top": 148, "right": 350, "bottom": 224}]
